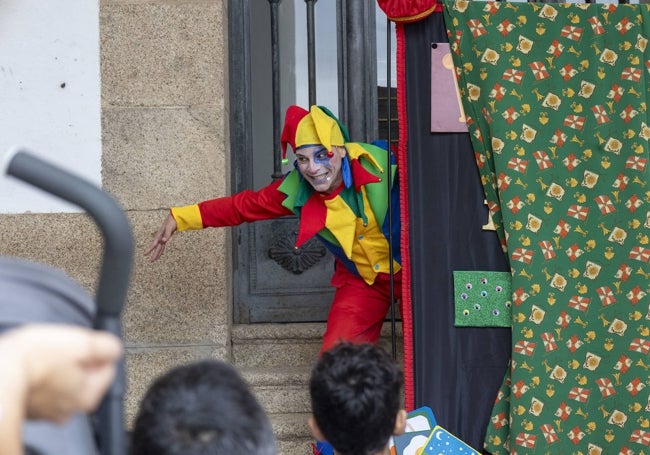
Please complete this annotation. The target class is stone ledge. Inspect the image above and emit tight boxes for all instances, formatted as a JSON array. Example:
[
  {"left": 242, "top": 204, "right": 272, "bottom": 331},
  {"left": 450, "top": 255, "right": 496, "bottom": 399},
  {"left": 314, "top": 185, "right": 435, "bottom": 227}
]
[
  {"left": 232, "top": 322, "right": 404, "bottom": 368},
  {"left": 240, "top": 365, "right": 311, "bottom": 387},
  {"left": 232, "top": 323, "right": 326, "bottom": 341},
  {"left": 232, "top": 321, "right": 403, "bottom": 341},
  {"left": 277, "top": 437, "right": 315, "bottom": 455},
  {"left": 269, "top": 412, "right": 312, "bottom": 440}
]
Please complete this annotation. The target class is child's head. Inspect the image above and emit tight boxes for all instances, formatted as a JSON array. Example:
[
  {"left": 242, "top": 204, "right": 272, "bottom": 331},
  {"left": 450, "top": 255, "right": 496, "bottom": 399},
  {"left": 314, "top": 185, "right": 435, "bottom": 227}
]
[
  {"left": 308, "top": 342, "right": 406, "bottom": 455},
  {"left": 130, "top": 359, "right": 277, "bottom": 455}
]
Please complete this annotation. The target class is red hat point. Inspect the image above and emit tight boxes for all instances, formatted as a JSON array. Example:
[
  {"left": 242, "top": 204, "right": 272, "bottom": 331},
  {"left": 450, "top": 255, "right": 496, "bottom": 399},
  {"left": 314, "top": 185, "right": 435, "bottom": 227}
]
[{"left": 280, "top": 105, "right": 310, "bottom": 163}]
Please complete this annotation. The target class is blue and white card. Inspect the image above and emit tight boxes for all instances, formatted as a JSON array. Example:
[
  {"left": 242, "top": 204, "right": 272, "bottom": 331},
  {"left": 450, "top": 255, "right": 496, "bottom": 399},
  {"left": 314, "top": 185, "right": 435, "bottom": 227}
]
[
  {"left": 390, "top": 406, "right": 437, "bottom": 454},
  {"left": 421, "top": 425, "right": 480, "bottom": 454}
]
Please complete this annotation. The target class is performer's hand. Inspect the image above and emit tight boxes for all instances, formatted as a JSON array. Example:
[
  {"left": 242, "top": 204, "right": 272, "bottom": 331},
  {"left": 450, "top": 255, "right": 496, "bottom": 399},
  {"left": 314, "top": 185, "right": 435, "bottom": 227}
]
[{"left": 144, "top": 213, "right": 177, "bottom": 262}]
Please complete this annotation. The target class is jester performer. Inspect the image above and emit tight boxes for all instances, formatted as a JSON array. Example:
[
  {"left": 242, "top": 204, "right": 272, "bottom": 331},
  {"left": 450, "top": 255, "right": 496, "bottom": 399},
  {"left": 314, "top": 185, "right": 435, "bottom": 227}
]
[{"left": 145, "top": 105, "right": 401, "bottom": 353}]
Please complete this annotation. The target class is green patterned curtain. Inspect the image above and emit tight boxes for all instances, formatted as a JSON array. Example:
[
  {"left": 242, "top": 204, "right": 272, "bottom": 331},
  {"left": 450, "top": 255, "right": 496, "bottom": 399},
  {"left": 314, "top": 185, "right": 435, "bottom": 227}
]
[{"left": 443, "top": 1, "right": 650, "bottom": 454}]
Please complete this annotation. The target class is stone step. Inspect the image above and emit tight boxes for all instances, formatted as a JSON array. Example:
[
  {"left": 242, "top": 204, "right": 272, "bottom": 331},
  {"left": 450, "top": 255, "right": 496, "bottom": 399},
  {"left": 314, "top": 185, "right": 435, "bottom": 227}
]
[
  {"left": 232, "top": 323, "right": 324, "bottom": 368},
  {"left": 241, "top": 369, "right": 313, "bottom": 455},
  {"left": 269, "top": 411, "right": 312, "bottom": 441},
  {"left": 232, "top": 322, "right": 404, "bottom": 368},
  {"left": 276, "top": 435, "right": 315, "bottom": 455},
  {"left": 241, "top": 366, "right": 311, "bottom": 415},
  {"left": 233, "top": 322, "right": 404, "bottom": 455}
]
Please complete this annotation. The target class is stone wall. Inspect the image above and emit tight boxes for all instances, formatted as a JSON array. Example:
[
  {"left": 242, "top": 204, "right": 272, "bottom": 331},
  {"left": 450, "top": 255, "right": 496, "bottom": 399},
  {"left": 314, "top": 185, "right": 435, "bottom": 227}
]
[{"left": 101, "top": 0, "right": 230, "bottom": 425}]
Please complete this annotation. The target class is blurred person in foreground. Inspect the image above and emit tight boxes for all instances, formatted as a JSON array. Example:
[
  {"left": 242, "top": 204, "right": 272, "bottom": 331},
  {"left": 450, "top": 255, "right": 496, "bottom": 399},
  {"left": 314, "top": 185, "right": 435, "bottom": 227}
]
[
  {"left": 129, "top": 359, "right": 277, "bottom": 455},
  {"left": 0, "top": 324, "right": 122, "bottom": 455}
]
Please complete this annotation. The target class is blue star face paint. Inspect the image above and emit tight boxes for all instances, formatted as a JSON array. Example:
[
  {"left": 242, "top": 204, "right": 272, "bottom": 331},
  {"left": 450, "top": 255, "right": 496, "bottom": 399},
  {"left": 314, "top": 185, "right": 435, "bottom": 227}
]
[{"left": 295, "top": 145, "right": 347, "bottom": 194}]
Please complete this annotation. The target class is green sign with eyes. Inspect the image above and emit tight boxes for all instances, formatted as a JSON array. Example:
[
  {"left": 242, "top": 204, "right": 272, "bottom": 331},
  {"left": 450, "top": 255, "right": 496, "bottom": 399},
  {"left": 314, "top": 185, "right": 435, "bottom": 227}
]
[{"left": 453, "top": 271, "right": 512, "bottom": 327}]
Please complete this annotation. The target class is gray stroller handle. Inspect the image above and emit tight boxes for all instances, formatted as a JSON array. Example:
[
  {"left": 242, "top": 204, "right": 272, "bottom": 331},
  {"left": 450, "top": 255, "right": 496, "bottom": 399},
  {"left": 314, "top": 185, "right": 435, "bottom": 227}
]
[
  {"left": 5, "top": 149, "right": 133, "bottom": 455},
  {"left": 5, "top": 150, "right": 134, "bottom": 317}
]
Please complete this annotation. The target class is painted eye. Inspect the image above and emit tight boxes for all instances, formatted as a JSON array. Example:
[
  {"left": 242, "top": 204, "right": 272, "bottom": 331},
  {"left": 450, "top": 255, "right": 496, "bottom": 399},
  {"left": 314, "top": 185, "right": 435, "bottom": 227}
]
[
  {"left": 481, "top": 278, "right": 488, "bottom": 284},
  {"left": 465, "top": 283, "right": 473, "bottom": 290},
  {"left": 463, "top": 309, "right": 470, "bottom": 316},
  {"left": 505, "top": 301, "right": 512, "bottom": 308},
  {"left": 460, "top": 293, "right": 468, "bottom": 300},
  {"left": 495, "top": 286, "right": 503, "bottom": 292},
  {"left": 492, "top": 309, "right": 500, "bottom": 316},
  {"left": 474, "top": 304, "right": 481, "bottom": 310},
  {"left": 481, "top": 290, "right": 488, "bottom": 297}
]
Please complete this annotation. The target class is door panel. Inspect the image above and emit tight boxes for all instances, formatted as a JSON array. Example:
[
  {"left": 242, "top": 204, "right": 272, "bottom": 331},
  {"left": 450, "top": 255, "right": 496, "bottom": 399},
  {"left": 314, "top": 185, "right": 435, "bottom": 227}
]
[{"left": 234, "top": 218, "right": 335, "bottom": 323}]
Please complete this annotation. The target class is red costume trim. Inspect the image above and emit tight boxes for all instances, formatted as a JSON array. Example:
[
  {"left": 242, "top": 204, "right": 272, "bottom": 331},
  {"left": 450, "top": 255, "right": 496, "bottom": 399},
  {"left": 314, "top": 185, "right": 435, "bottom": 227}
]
[
  {"left": 350, "top": 159, "right": 382, "bottom": 192},
  {"left": 395, "top": 22, "right": 415, "bottom": 411},
  {"left": 295, "top": 191, "right": 334, "bottom": 248}
]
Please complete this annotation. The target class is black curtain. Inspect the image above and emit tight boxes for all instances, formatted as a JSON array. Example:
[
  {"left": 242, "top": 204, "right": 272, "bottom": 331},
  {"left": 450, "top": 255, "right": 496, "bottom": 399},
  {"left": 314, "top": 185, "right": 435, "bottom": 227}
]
[{"left": 404, "top": 12, "right": 512, "bottom": 452}]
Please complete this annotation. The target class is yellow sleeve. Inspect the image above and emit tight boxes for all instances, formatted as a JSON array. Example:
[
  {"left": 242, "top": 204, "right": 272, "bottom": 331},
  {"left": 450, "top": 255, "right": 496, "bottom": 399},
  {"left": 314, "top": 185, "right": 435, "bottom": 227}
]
[{"left": 170, "top": 205, "right": 203, "bottom": 231}]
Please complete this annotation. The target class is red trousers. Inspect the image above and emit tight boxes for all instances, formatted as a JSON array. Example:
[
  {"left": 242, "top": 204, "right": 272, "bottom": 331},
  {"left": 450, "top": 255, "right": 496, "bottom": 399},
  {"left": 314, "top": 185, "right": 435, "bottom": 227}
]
[{"left": 320, "top": 262, "right": 402, "bottom": 353}]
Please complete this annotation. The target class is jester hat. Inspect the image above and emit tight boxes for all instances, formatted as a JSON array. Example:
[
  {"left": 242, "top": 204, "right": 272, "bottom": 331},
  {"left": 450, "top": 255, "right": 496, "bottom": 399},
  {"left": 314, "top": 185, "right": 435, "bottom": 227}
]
[{"left": 280, "top": 105, "right": 350, "bottom": 164}]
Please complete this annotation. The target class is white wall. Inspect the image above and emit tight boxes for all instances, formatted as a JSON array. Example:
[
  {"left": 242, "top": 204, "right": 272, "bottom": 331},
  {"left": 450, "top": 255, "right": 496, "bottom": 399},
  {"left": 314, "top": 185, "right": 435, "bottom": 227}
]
[{"left": 0, "top": 0, "right": 101, "bottom": 214}]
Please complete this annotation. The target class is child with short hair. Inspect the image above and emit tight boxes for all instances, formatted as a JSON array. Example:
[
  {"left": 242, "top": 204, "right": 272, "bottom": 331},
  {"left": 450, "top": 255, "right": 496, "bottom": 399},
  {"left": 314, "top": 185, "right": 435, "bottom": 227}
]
[
  {"left": 309, "top": 342, "right": 406, "bottom": 455},
  {"left": 130, "top": 359, "right": 277, "bottom": 455}
]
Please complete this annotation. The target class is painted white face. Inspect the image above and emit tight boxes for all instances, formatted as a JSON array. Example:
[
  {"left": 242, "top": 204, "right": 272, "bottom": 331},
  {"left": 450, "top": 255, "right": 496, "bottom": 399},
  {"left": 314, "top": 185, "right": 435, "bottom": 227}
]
[{"left": 295, "top": 145, "right": 347, "bottom": 194}]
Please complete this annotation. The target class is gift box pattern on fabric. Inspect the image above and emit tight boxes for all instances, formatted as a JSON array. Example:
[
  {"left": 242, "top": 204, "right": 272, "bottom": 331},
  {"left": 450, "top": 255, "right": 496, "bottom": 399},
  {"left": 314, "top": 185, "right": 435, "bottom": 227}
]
[{"left": 443, "top": 2, "right": 650, "bottom": 453}]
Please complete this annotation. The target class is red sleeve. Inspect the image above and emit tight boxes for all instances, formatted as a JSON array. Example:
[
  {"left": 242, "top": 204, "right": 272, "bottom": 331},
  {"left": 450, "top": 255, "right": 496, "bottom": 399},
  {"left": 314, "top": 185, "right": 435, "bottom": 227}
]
[{"left": 197, "top": 179, "right": 293, "bottom": 227}]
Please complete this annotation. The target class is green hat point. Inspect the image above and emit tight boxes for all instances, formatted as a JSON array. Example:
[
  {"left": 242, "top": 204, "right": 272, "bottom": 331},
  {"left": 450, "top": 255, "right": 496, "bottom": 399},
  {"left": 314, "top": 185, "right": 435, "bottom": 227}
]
[{"left": 281, "top": 158, "right": 289, "bottom": 165}]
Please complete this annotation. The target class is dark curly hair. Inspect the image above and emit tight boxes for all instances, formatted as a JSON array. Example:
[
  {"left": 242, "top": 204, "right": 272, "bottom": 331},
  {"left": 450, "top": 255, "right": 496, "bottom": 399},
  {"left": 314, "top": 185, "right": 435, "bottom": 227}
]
[
  {"left": 130, "top": 360, "right": 277, "bottom": 455},
  {"left": 309, "top": 342, "right": 403, "bottom": 455}
]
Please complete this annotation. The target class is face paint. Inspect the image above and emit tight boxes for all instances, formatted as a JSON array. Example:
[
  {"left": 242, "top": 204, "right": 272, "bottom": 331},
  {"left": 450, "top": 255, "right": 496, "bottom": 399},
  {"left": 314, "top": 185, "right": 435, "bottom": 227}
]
[
  {"left": 295, "top": 145, "right": 346, "bottom": 194},
  {"left": 296, "top": 147, "right": 332, "bottom": 170},
  {"left": 313, "top": 147, "right": 333, "bottom": 167}
]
